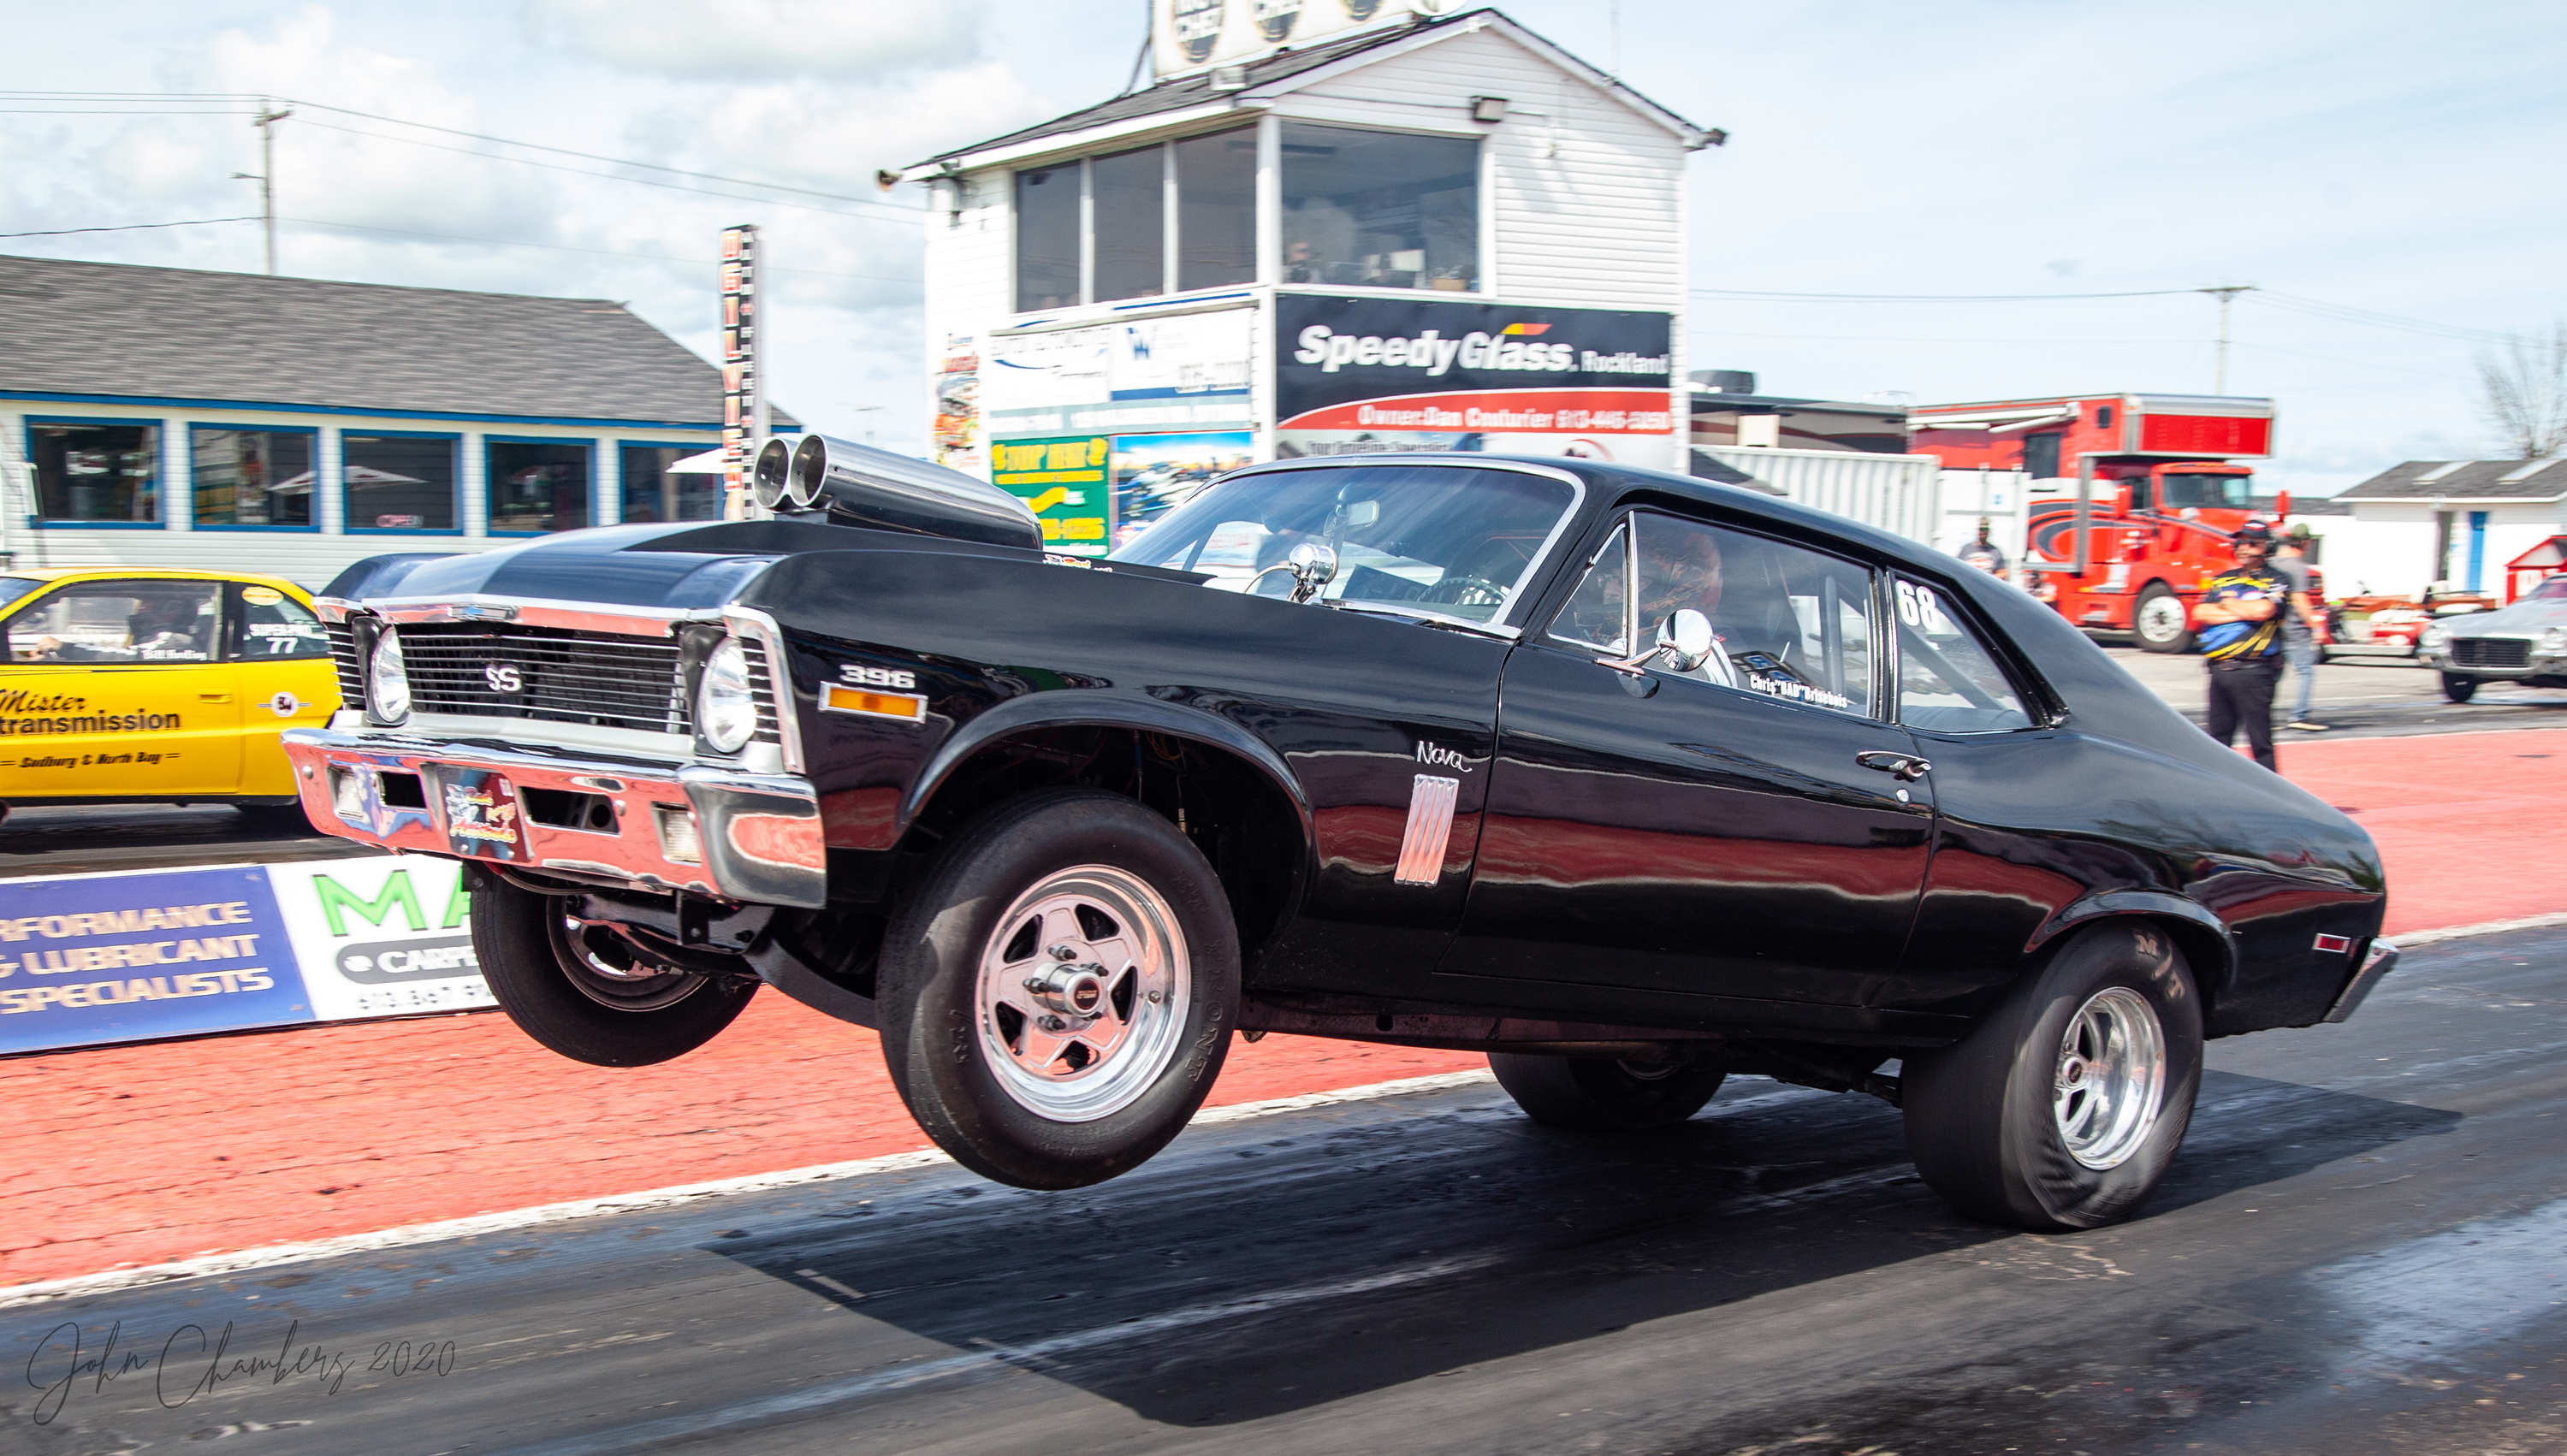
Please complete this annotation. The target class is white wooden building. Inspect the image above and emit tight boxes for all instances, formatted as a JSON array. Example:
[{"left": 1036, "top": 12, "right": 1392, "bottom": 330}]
[
  {"left": 0, "top": 256, "right": 784, "bottom": 591},
  {"left": 898, "top": 5, "right": 1720, "bottom": 553}
]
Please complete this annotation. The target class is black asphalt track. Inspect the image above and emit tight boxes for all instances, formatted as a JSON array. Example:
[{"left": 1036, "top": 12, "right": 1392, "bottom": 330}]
[{"left": 8, "top": 927, "right": 2563, "bottom": 1454}]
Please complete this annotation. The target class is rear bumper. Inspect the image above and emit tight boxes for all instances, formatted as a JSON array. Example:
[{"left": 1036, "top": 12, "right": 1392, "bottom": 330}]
[
  {"left": 281, "top": 727, "right": 827, "bottom": 909},
  {"left": 2321, "top": 939, "right": 2400, "bottom": 1024}
]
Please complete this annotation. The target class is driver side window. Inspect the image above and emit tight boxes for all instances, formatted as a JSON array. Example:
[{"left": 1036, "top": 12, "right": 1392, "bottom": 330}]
[{"left": 1550, "top": 513, "right": 1878, "bottom": 717}]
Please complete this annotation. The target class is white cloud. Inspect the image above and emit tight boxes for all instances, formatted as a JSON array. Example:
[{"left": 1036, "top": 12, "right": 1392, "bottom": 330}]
[{"left": 522, "top": 0, "right": 989, "bottom": 80}]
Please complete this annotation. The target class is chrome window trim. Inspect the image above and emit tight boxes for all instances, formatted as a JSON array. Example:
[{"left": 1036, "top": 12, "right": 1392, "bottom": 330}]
[
  {"left": 721, "top": 604, "right": 807, "bottom": 774},
  {"left": 1163, "top": 454, "right": 1590, "bottom": 636}
]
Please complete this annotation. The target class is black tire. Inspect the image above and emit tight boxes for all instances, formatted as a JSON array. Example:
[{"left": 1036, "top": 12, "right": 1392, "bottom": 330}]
[
  {"left": 235, "top": 801, "right": 320, "bottom": 834},
  {"left": 471, "top": 874, "right": 756, "bottom": 1067},
  {"left": 1488, "top": 1052, "right": 1727, "bottom": 1130},
  {"left": 877, "top": 790, "right": 1238, "bottom": 1190},
  {"left": 1902, "top": 922, "right": 2203, "bottom": 1231},
  {"left": 2440, "top": 672, "right": 2479, "bottom": 703},
  {"left": 2131, "top": 581, "right": 2194, "bottom": 654}
]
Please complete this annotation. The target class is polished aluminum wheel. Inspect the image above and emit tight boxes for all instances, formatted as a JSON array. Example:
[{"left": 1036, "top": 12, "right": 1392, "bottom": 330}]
[
  {"left": 2053, "top": 986, "right": 2166, "bottom": 1169},
  {"left": 975, "top": 865, "right": 1190, "bottom": 1122}
]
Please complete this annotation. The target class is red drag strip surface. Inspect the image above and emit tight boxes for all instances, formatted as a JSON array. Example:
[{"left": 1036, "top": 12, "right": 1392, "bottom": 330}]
[
  {"left": 2275, "top": 726, "right": 2567, "bottom": 936},
  {"left": 7, "top": 728, "right": 2560, "bottom": 1289}
]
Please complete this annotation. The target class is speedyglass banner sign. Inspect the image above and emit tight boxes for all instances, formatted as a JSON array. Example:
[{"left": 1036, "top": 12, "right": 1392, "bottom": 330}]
[{"left": 1273, "top": 294, "right": 1677, "bottom": 468}]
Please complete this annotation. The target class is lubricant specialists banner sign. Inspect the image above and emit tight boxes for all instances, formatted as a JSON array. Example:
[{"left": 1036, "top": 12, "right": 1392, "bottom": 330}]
[
  {"left": 1273, "top": 293, "right": 1678, "bottom": 469},
  {"left": 0, "top": 855, "right": 488, "bottom": 1055}
]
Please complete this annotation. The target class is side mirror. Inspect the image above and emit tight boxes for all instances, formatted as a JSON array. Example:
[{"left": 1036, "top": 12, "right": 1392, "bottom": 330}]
[
  {"left": 1285, "top": 542, "right": 1339, "bottom": 603},
  {"left": 1657, "top": 609, "right": 1714, "bottom": 672}
]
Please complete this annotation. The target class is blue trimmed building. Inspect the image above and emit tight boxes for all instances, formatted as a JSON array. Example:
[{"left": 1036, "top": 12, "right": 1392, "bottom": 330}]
[{"left": 0, "top": 255, "right": 794, "bottom": 587}]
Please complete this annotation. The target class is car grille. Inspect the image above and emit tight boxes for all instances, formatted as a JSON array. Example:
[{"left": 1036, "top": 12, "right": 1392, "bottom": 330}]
[
  {"left": 324, "top": 620, "right": 365, "bottom": 706},
  {"left": 394, "top": 624, "right": 686, "bottom": 733},
  {"left": 739, "top": 636, "right": 784, "bottom": 745},
  {"left": 2451, "top": 636, "right": 2531, "bottom": 669}
]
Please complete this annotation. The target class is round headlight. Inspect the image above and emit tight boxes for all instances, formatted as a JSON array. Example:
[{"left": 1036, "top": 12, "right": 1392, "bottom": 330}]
[
  {"left": 367, "top": 626, "right": 411, "bottom": 724},
  {"left": 2420, "top": 624, "right": 2450, "bottom": 652},
  {"left": 696, "top": 637, "right": 758, "bottom": 754},
  {"left": 2540, "top": 625, "right": 2567, "bottom": 655}
]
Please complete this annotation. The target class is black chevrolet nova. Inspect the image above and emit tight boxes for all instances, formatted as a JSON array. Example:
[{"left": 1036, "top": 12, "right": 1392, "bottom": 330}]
[{"left": 288, "top": 442, "right": 2395, "bottom": 1231}]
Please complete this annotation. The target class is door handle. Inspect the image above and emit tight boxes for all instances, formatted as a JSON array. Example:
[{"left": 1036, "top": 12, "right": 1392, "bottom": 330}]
[{"left": 1855, "top": 750, "right": 1931, "bottom": 781}]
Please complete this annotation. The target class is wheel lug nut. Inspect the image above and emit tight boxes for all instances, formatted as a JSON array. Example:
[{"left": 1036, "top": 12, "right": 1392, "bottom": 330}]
[
  {"left": 1040, "top": 1015, "right": 1068, "bottom": 1032},
  {"left": 1147, "top": 989, "right": 1164, "bottom": 1004},
  {"left": 1049, "top": 944, "right": 1079, "bottom": 962}
]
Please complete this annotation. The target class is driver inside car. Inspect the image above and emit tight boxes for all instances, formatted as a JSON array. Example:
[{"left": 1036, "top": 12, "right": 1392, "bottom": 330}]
[{"left": 1636, "top": 520, "right": 1739, "bottom": 688}]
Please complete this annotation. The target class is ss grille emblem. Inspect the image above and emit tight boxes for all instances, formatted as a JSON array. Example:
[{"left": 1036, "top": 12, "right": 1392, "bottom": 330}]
[{"left": 484, "top": 663, "right": 523, "bottom": 694}]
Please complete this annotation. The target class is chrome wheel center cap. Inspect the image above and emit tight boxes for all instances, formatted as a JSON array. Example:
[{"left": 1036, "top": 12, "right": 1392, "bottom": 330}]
[{"left": 1025, "top": 962, "right": 1112, "bottom": 1018}]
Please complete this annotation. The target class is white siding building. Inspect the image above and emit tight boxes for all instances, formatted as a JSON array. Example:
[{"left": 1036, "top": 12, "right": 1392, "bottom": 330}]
[
  {"left": 899, "top": 6, "right": 1718, "bottom": 554},
  {"left": 0, "top": 257, "right": 784, "bottom": 590},
  {"left": 2321, "top": 459, "right": 2567, "bottom": 600}
]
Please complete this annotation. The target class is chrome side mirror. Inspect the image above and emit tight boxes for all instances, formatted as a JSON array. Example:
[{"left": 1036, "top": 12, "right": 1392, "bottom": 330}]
[
  {"left": 1244, "top": 541, "right": 1340, "bottom": 603},
  {"left": 1657, "top": 610, "right": 1714, "bottom": 672},
  {"left": 1284, "top": 542, "right": 1339, "bottom": 603},
  {"left": 1604, "top": 608, "right": 1716, "bottom": 677}
]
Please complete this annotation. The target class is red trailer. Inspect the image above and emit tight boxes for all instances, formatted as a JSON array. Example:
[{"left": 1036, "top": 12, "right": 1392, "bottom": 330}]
[{"left": 1912, "top": 394, "right": 2279, "bottom": 652}]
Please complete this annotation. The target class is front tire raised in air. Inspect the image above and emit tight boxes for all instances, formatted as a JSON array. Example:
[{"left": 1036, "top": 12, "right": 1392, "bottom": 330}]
[
  {"left": 1901, "top": 921, "right": 2203, "bottom": 1231},
  {"left": 470, "top": 874, "right": 756, "bottom": 1067},
  {"left": 877, "top": 790, "right": 1239, "bottom": 1189}
]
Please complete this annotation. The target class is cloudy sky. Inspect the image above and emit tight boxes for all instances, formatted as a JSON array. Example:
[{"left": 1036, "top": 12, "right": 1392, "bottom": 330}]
[{"left": 4, "top": 0, "right": 2561, "bottom": 495}]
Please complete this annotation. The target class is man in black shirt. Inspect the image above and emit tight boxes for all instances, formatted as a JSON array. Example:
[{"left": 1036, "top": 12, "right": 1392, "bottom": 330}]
[{"left": 2191, "top": 522, "right": 2291, "bottom": 770}]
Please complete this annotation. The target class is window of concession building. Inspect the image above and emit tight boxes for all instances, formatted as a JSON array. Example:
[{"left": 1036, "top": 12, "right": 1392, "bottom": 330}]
[
  {"left": 192, "top": 425, "right": 315, "bottom": 528},
  {"left": 486, "top": 439, "right": 590, "bottom": 534},
  {"left": 620, "top": 444, "right": 722, "bottom": 524},
  {"left": 1013, "top": 127, "right": 1257, "bottom": 310},
  {"left": 343, "top": 432, "right": 459, "bottom": 532},
  {"left": 29, "top": 420, "right": 157, "bottom": 524},
  {"left": 1280, "top": 123, "right": 1478, "bottom": 292}
]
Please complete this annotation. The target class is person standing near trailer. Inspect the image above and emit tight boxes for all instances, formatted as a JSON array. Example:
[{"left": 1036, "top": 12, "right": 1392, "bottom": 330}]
[{"left": 2191, "top": 521, "right": 2291, "bottom": 769}]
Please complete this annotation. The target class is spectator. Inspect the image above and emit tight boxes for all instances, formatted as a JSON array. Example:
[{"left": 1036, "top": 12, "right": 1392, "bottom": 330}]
[
  {"left": 2192, "top": 521, "right": 2291, "bottom": 770},
  {"left": 2273, "top": 529, "right": 2329, "bottom": 731},
  {"left": 1955, "top": 518, "right": 2007, "bottom": 577}
]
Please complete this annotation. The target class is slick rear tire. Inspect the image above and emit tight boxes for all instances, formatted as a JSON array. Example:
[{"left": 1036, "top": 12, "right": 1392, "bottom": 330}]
[
  {"left": 1488, "top": 1052, "right": 1727, "bottom": 1130},
  {"left": 2132, "top": 582, "right": 2195, "bottom": 654},
  {"left": 471, "top": 874, "right": 755, "bottom": 1068},
  {"left": 877, "top": 790, "right": 1239, "bottom": 1190},
  {"left": 2440, "top": 672, "right": 2479, "bottom": 703},
  {"left": 1903, "top": 922, "right": 2202, "bottom": 1231}
]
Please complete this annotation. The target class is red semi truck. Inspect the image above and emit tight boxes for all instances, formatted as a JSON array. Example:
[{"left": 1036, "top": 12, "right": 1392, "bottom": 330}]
[{"left": 1912, "top": 394, "right": 2279, "bottom": 652}]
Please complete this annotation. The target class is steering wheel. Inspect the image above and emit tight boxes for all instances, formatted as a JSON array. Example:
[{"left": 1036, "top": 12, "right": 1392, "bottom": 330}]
[{"left": 1420, "top": 574, "right": 1507, "bottom": 609}]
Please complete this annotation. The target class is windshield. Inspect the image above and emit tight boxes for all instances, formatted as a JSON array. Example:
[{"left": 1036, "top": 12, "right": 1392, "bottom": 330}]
[
  {"left": 2159, "top": 472, "right": 2254, "bottom": 509},
  {"left": 1109, "top": 464, "right": 1577, "bottom": 624},
  {"left": 2530, "top": 576, "right": 2567, "bottom": 602}
]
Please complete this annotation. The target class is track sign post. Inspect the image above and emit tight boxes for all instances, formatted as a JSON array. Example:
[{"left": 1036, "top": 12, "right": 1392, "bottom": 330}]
[{"left": 720, "top": 225, "right": 768, "bottom": 520}]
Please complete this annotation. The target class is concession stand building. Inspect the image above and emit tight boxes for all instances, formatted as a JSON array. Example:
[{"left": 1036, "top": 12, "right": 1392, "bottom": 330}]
[
  {"left": 0, "top": 256, "right": 788, "bottom": 589},
  {"left": 902, "top": 3, "right": 1720, "bottom": 553}
]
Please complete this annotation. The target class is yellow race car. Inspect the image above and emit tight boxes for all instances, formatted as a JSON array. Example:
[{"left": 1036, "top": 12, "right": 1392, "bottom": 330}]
[{"left": 0, "top": 567, "right": 341, "bottom": 822}]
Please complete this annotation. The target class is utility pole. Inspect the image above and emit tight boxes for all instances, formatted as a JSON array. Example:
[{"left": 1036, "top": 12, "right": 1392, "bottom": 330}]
[
  {"left": 231, "top": 102, "right": 293, "bottom": 275},
  {"left": 2198, "top": 284, "right": 2254, "bottom": 394}
]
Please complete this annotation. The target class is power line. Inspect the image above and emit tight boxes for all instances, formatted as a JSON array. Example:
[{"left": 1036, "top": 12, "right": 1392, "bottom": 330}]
[
  {"left": 280, "top": 214, "right": 922, "bottom": 286},
  {"left": 289, "top": 117, "right": 913, "bottom": 226},
  {"left": 0, "top": 89, "right": 922, "bottom": 222},
  {"left": 0, "top": 216, "right": 256, "bottom": 238}
]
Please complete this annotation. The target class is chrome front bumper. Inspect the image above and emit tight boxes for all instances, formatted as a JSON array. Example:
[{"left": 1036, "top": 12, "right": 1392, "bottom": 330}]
[{"left": 282, "top": 727, "right": 827, "bottom": 909}]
